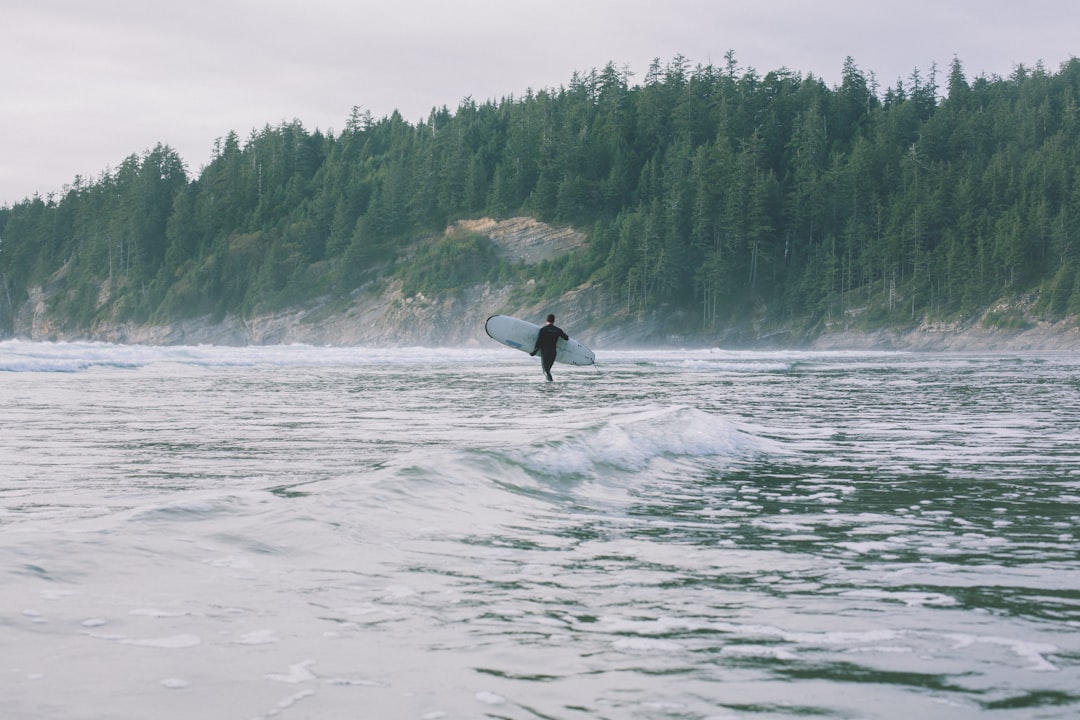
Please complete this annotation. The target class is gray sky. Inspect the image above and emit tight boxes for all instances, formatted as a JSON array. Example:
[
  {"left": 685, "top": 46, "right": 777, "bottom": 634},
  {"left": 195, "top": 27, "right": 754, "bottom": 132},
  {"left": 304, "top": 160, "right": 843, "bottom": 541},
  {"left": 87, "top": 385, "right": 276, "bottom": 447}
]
[{"left": 3, "top": 0, "right": 1077, "bottom": 206}]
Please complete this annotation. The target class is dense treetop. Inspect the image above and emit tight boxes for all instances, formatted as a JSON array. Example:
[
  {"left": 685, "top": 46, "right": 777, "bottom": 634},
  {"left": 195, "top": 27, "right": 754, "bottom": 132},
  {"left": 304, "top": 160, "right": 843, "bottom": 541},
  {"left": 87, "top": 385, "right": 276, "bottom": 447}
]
[{"left": 2, "top": 53, "right": 1080, "bottom": 337}]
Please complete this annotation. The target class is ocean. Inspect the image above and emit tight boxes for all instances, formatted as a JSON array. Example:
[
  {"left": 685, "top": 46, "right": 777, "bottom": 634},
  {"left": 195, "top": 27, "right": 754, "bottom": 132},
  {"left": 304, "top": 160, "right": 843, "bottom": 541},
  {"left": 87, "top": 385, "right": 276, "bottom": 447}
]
[{"left": 2, "top": 340, "right": 1078, "bottom": 719}]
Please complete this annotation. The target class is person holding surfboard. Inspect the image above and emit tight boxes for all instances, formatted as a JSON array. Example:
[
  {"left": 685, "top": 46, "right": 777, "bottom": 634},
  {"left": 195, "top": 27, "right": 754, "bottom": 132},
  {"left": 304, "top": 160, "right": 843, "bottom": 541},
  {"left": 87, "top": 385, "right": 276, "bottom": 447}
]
[
  {"left": 484, "top": 314, "right": 595, "bottom": 369},
  {"left": 530, "top": 314, "right": 569, "bottom": 381}
]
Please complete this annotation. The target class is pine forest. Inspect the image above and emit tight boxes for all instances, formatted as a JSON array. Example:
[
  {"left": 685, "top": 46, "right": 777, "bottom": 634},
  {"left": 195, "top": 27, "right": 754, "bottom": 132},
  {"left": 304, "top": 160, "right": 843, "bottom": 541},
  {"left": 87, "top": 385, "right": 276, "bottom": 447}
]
[{"left": 3, "top": 54, "right": 1080, "bottom": 341}]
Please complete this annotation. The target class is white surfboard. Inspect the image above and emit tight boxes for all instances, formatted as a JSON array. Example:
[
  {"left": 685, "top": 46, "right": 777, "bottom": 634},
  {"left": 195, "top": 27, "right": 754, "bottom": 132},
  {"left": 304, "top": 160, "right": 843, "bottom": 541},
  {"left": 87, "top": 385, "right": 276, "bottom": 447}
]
[{"left": 485, "top": 315, "right": 595, "bottom": 366}]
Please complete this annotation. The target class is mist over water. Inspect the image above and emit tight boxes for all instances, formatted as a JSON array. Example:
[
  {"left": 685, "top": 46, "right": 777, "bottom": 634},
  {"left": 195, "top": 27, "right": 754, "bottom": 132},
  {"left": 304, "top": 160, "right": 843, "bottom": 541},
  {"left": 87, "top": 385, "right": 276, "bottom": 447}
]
[{"left": 2, "top": 341, "right": 1079, "bottom": 719}]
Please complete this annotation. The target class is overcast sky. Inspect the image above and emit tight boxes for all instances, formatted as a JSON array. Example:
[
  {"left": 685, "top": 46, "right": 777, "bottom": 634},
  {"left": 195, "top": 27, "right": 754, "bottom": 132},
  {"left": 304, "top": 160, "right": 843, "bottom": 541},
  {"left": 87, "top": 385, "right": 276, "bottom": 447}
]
[{"left": 3, "top": 0, "right": 1077, "bottom": 206}]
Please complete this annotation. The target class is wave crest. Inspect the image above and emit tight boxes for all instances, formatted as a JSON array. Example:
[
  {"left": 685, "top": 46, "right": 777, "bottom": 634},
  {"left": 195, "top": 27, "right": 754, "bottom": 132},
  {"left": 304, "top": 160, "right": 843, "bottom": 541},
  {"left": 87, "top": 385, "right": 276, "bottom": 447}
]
[{"left": 505, "top": 406, "right": 770, "bottom": 478}]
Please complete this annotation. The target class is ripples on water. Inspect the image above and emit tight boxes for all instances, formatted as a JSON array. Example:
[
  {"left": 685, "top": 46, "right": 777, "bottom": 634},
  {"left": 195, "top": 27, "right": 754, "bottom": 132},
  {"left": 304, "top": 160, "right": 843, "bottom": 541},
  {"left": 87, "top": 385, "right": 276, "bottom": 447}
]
[{"left": 2, "top": 341, "right": 1079, "bottom": 719}]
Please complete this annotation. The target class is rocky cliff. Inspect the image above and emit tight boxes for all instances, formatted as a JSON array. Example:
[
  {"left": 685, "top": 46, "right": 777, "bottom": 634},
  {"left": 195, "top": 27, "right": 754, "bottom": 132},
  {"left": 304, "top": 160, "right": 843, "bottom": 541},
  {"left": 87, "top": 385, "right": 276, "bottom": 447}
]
[
  {"left": 12, "top": 217, "right": 636, "bottom": 348},
  {"left": 11, "top": 216, "right": 1080, "bottom": 352}
]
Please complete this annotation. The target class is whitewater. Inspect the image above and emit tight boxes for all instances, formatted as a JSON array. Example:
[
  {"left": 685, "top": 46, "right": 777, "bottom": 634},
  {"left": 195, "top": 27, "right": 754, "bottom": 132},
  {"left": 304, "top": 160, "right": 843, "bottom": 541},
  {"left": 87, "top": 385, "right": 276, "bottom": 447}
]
[{"left": 2, "top": 340, "right": 1078, "bottom": 719}]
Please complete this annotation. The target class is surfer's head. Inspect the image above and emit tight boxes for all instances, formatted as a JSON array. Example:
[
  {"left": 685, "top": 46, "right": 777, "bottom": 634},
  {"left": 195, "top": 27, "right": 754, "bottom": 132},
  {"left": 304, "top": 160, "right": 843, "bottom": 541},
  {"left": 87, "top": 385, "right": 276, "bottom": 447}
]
[{"left": 547, "top": 314, "right": 555, "bottom": 323}]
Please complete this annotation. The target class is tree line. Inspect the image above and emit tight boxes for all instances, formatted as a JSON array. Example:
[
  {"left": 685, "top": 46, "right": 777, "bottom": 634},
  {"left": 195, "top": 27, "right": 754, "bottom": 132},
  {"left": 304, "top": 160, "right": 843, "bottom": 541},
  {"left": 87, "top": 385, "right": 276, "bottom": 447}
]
[{"left": 2, "top": 53, "right": 1080, "bottom": 337}]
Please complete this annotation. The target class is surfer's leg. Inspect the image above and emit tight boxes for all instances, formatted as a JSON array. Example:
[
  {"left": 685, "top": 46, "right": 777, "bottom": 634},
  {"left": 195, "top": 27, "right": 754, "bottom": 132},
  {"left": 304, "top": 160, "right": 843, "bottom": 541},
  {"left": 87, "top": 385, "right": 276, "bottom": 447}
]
[{"left": 541, "top": 354, "right": 555, "bottom": 381}]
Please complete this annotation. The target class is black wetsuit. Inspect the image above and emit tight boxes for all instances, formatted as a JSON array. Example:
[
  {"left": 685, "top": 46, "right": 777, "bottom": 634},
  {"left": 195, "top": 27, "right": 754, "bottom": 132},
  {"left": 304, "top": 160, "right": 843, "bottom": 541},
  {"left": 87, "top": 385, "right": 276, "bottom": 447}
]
[{"left": 533, "top": 323, "right": 569, "bottom": 380}]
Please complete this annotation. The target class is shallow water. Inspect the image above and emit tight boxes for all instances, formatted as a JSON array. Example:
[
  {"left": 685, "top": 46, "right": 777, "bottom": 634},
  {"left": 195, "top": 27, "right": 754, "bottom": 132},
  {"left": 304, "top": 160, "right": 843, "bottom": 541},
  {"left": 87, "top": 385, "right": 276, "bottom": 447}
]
[{"left": 2, "top": 341, "right": 1079, "bottom": 719}]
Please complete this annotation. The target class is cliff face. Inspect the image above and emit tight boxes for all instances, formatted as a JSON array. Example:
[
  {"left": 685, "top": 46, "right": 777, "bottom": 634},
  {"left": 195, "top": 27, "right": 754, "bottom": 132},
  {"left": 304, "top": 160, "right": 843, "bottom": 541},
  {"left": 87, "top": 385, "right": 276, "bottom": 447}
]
[
  {"left": 10, "top": 216, "right": 1080, "bottom": 352},
  {"left": 94, "top": 278, "right": 646, "bottom": 349},
  {"left": 11, "top": 217, "right": 631, "bottom": 348}
]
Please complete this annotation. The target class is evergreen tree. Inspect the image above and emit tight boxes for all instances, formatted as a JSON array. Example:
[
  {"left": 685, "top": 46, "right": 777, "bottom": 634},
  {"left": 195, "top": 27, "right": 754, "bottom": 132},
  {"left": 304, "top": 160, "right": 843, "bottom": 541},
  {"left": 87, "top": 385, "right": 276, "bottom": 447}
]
[{"left": 4, "top": 54, "right": 1080, "bottom": 339}]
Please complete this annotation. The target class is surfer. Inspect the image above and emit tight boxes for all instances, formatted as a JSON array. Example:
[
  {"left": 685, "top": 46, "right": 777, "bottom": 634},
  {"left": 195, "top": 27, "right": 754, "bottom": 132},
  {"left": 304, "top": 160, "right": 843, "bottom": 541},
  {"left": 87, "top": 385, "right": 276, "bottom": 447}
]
[{"left": 530, "top": 314, "right": 569, "bottom": 381}]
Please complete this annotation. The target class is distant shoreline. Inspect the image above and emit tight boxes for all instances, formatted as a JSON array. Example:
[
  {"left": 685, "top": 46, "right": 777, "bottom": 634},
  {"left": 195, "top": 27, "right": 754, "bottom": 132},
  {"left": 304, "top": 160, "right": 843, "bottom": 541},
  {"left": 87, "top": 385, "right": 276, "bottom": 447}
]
[
  {"left": 808, "top": 321, "right": 1080, "bottom": 353},
  {"left": 6, "top": 314, "right": 1079, "bottom": 353}
]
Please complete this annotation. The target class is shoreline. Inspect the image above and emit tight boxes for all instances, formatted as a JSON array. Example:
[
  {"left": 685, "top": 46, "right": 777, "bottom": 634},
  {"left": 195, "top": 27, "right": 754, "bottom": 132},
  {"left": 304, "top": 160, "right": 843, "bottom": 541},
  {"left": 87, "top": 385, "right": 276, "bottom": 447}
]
[
  {"left": 5, "top": 319, "right": 1079, "bottom": 354},
  {"left": 10, "top": 278, "right": 1080, "bottom": 353}
]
